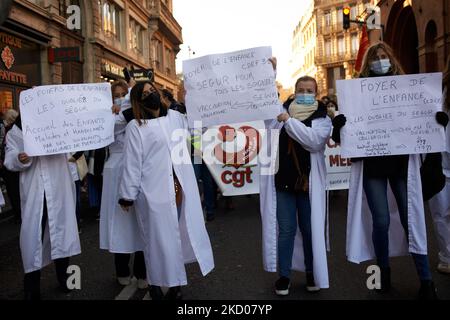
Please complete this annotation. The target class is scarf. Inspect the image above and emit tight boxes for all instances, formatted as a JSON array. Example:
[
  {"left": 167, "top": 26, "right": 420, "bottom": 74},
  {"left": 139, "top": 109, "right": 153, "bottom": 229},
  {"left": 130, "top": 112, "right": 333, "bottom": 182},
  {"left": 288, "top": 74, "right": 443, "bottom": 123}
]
[{"left": 288, "top": 100, "right": 318, "bottom": 121}]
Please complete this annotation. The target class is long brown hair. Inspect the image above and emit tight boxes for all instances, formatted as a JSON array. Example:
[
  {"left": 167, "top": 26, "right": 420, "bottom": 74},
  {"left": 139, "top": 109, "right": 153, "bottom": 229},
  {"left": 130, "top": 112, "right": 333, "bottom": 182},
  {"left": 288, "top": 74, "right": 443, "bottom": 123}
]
[
  {"left": 130, "top": 82, "right": 169, "bottom": 126},
  {"left": 359, "top": 42, "right": 405, "bottom": 78},
  {"left": 444, "top": 55, "right": 450, "bottom": 111}
]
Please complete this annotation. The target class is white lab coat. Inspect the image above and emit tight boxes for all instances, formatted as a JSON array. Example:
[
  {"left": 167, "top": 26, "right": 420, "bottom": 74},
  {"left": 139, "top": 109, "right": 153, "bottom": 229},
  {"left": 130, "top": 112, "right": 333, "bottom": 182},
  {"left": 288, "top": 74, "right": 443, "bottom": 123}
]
[
  {"left": 346, "top": 155, "right": 428, "bottom": 263},
  {"left": 119, "top": 109, "right": 214, "bottom": 287},
  {"left": 4, "top": 125, "right": 80, "bottom": 273},
  {"left": 99, "top": 95, "right": 143, "bottom": 253},
  {"left": 259, "top": 114, "right": 331, "bottom": 289},
  {"left": 427, "top": 108, "right": 450, "bottom": 264}
]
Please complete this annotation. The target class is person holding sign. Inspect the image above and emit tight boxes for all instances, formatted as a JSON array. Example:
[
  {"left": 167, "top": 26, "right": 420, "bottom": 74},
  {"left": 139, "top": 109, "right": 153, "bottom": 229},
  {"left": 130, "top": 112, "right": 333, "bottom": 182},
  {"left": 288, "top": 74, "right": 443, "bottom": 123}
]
[
  {"left": 118, "top": 82, "right": 214, "bottom": 300},
  {"left": 4, "top": 115, "right": 81, "bottom": 300},
  {"left": 99, "top": 80, "right": 147, "bottom": 288},
  {"left": 260, "top": 68, "right": 331, "bottom": 295},
  {"left": 332, "top": 42, "right": 448, "bottom": 299}
]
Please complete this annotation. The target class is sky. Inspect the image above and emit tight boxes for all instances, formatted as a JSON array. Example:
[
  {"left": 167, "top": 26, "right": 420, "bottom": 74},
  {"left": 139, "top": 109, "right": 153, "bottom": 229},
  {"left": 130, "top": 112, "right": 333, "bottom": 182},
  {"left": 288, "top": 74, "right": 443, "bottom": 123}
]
[{"left": 172, "top": 0, "right": 306, "bottom": 88}]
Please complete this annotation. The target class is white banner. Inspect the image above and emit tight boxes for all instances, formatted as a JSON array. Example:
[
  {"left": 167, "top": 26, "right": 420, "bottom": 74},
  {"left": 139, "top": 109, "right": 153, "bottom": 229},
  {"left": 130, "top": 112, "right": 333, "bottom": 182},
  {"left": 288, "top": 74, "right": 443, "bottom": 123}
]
[
  {"left": 183, "top": 47, "right": 280, "bottom": 127},
  {"left": 324, "top": 137, "right": 351, "bottom": 190},
  {"left": 200, "top": 121, "right": 265, "bottom": 196},
  {"left": 19, "top": 83, "right": 115, "bottom": 156},
  {"left": 336, "top": 73, "right": 445, "bottom": 158}
]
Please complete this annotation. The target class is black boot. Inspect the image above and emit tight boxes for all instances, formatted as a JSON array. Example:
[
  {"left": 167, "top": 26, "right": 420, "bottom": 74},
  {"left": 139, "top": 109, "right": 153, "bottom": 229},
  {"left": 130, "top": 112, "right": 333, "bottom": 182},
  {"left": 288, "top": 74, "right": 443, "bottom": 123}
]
[
  {"left": 164, "top": 286, "right": 182, "bottom": 300},
  {"left": 376, "top": 267, "right": 391, "bottom": 293},
  {"left": 148, "top": 285, "right": 164, "bottom": 300},
  {"left": 24, "top": 271, "right": 41, "bottom": 300},
  {"left": 418, "top": 280, "right": 438, "bottom": 300}
]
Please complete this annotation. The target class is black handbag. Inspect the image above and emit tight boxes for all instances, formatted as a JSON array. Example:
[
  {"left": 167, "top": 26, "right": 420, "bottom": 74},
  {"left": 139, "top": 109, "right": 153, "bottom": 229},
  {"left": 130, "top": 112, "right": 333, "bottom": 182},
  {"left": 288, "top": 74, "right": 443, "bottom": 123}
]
[
  {"left": 289, "top": 139, "right": 309, "bottom": 193},
  {"left": 420, "top": 153, "right": 445, "bottom": 201}
]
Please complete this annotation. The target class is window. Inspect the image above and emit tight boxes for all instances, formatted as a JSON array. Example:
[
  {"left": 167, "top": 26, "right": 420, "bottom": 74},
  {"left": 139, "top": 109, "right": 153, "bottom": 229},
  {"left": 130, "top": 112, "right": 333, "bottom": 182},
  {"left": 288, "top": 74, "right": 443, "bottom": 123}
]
[
  {"left": 324, "top": 11, "right": 331, "bottom": 27},
  {"left": 350, "top": 4, "right": 358, "bottom": 20},
  {"left": 101, "top": 1, "right": 122, "bottom": 40},
  {"left": 165, "top": 47, "right": 173, "bottom": 76},
  {"left": 325, "top": 39, "right": 331, "bottom": 56},
  {"left": 351, "top": 33, "right": 359, "bottom": 53},
  {"left": 129, "top": 18, "right": 144, "bottom": 53},
  {"left": 337, "top": 8, "right": 343, "bottom": 23},
  {"left": 338, "top": 36, "right": 345, "bottom": 54},
  {"left": 152, "top": 39, "right": 163, "bottom": 72}
]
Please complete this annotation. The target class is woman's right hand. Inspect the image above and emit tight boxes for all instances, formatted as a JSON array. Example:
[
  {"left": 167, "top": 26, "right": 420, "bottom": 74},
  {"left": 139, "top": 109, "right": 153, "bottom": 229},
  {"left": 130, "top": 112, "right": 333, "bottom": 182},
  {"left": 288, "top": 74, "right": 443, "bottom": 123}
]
[
  {"left": 112, "top": 104, "right": 121, "bottom": 114},
  {"left": 18, "top": 152, "right": 30, "bottom": 164},
  {"left": 269, "top": 57, "right": 277, "bottom": 71},
  {"left": 332, "top": 114, "right": 346, "bottom": 129}
]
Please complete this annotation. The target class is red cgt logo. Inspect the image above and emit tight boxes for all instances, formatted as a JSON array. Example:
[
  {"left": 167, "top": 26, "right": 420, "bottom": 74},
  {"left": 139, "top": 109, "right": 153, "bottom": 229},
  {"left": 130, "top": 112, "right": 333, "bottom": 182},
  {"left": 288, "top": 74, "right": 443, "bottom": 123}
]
[
  {"left": 1, "top": 46, "right": 14, "bottom": 70},
  {"left": 213, "top": 125, "right": 261, "bottom": 168}
]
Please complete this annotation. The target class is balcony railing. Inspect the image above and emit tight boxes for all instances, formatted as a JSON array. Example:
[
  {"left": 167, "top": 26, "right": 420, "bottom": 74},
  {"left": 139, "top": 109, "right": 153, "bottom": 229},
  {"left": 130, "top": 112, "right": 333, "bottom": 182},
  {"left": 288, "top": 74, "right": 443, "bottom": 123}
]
[{"left": 315, "top": 52, "right": 355, "bottom": 64}]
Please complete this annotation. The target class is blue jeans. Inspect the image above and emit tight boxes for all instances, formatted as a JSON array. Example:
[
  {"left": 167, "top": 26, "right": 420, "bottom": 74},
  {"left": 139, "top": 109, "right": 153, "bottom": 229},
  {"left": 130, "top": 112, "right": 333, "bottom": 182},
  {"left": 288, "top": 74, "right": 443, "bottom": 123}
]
[
  {"left": 193, "top": 162, "right": 216, "bottom": 216},
  {"left": 276, "top": 191, "right": 313, "bottom": 278},
  {"left": 363, "top": 175, "right": 432, "bottom": 281}
]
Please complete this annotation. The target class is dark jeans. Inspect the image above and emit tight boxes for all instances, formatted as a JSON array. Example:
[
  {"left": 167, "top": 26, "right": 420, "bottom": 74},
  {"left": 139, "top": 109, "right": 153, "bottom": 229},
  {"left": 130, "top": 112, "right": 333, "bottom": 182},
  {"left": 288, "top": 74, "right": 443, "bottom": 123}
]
[
  {"left": 193, "top": 162, "right": 216, "bottom": 216},
  {"left": 24, "top": 197, "right": 70, "bottom": 298},
  {"left": 75, "top": 180, "right": 81, "bottom": 223},
  {"left": 114, "top": 251, "right": 146, "bottom": 280},
  {"left": 363, "top": 175, "right": 432, "bottom": 281},
  {"left": 276, "top": 190, "right": 313, "bottom": 278}
]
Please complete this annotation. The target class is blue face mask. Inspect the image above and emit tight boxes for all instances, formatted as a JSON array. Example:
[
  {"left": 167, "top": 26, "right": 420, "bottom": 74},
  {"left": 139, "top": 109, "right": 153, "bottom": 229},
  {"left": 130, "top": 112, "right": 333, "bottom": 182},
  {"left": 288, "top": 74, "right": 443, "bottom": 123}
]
[
  {"left": 370, "top": 59, "right": 391, "bottom": 75},
  {"left": 295, "top": 93, "right": 316, "bottom": 105}
]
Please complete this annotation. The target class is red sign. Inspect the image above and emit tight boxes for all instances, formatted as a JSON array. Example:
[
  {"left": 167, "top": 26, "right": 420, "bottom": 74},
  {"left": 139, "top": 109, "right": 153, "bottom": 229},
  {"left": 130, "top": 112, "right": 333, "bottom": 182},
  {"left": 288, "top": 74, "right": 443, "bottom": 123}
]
[{"left": 48, "top": 47, "right": 81, "bottom": 63}]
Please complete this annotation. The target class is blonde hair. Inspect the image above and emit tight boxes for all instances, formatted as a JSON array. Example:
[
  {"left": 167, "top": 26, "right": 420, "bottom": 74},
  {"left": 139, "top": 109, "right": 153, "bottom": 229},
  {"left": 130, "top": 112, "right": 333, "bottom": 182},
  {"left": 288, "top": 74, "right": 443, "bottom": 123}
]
[
  {"left": 4, "top": 109, "right": 18, "bottom": 126},
  {"left": 359, "top": 42, "right": 405, "bottom": 78},
  {"left": 111, "top": 80, "right": 129, "bottom": 95}
]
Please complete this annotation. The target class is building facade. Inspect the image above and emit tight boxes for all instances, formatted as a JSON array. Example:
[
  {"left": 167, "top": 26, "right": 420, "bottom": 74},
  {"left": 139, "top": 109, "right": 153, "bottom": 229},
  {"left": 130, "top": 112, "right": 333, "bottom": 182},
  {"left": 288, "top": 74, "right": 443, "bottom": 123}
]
[
  {"left": 0, "top": 0, "right": 182, "bottom": 113},
  {"left": 291, "top": 0, "right": 376, "bottom": 97},
  {"left": 373, "top": 0, "right": 450, "bottom": 75}
]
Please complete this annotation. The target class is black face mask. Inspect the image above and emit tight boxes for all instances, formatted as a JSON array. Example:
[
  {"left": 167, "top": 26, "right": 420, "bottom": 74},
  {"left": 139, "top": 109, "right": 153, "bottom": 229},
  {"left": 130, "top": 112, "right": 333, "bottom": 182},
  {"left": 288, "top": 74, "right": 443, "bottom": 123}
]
[{"left": 142, "top": 91, "right": 161, "bottom": 110}]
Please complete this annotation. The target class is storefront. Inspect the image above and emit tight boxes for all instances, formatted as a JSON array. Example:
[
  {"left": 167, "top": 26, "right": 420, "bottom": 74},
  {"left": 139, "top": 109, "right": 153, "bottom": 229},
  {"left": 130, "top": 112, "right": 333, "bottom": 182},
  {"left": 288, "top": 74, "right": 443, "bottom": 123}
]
[{"left": 0, "top": 22, "right": 47, "bottom": 113}]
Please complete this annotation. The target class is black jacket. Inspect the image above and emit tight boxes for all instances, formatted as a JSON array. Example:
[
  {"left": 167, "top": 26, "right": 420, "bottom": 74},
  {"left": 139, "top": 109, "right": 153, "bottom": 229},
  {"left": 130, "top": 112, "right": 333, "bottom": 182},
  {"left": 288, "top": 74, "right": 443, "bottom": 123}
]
[{"left": 274, "top": 99, "right": 328, "bottom": 193}]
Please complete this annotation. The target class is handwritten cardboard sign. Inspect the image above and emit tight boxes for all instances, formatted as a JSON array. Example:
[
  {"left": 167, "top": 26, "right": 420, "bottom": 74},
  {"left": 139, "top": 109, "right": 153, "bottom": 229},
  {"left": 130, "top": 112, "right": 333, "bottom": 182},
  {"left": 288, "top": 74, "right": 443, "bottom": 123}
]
[
  {"left": 183, "top": 47, "right": 280, "bottom": 127},
  {"left": 336, "top": 73, "right": 446, "bottom": 158},
  {"left": 19, "top": 83, "right": 115, "bottom": 156}
]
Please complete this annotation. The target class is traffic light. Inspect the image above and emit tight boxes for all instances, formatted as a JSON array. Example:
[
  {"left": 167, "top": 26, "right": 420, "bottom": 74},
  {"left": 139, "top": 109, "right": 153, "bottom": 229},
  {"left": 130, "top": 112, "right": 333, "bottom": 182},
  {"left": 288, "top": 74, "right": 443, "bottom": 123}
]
[{"left": 343, "top": 7, "right": 351, "bottom": 29}]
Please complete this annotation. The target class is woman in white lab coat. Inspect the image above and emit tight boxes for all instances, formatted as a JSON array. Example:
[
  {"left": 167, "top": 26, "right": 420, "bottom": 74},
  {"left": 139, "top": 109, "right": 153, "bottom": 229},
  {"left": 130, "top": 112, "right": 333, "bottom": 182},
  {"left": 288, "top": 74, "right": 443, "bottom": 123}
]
[
  {"left": 4, "top": 116, "right": 81, "bottom": 300},
  {"left": 118, "top": 82, "right": 214, "bottom": 300},
  {"left": 99, "top": 80, "right": 146, "bottom": 288},
  {"left": 260, "top": 74, "right": 331, "bottom": 296},
  {"left": 332, "top": 42, "right": 447, "bottom": 299}
]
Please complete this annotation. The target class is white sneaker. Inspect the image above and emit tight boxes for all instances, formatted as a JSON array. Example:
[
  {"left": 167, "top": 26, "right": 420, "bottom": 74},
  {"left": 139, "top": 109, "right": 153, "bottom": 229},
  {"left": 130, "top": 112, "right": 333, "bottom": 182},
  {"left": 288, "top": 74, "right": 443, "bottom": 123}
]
[
  {"left": 137, "top": 279, "right": 148, "bottom": 289},
  {"left": 117, "top": 276, "right": 131, "bottom": 286},
  {"left": 437, "top": 261, "right": 450, "bottom": 274}
]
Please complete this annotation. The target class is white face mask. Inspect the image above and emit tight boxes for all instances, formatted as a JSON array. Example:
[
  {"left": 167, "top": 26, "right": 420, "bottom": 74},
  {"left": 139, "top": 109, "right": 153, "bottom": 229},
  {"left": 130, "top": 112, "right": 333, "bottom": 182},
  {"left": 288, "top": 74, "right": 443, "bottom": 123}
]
[
  {"left": 328, "top": 107, "right": 336, "bottom": 113},
  {"left": 114, "top": 97, "right": 125, "bottom": 107},
  {"left": 370, "top": 59, "right": 391, "bottom": 75}
]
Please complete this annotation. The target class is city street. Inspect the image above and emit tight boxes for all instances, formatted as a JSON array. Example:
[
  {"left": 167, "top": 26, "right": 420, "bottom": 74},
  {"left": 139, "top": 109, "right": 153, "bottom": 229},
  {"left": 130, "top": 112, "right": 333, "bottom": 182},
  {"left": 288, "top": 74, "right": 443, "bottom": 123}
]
[{"left": 1, "top": 192, "right": 449, "bottom": 300}]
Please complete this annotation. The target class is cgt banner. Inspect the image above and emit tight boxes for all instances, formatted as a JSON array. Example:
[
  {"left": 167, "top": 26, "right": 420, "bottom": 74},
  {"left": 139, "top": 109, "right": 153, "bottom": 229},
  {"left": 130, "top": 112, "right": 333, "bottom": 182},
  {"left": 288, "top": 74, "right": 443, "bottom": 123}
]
[
  {"left": 200, "top": 121, "right": 265, "bottom": 196},
  {"left": 324, "top": 137, "right": 351, "bottom": 190}
]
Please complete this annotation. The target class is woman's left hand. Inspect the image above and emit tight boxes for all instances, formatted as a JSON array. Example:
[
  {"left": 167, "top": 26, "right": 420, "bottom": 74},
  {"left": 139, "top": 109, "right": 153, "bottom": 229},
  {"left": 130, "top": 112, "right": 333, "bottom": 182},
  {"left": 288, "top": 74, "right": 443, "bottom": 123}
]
[{"left": 277, "top": 112, "right": 290, "bottom": 122}]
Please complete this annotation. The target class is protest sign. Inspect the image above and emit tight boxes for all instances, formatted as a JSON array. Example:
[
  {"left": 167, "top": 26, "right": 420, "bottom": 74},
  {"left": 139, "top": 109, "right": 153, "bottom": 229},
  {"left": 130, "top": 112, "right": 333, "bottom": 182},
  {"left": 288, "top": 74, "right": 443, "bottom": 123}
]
[
  {"left": 183, "top": 47, "right": 280, "bottom": 127},
  {"left": 336, "top": 73, "right": 445, "bottom": 158},
  {"left": 19, "top": 83, "right": 114, "bottom": 156},
  {"left": 199, "top": 121, "right": 265, "bottom": 196},
  {"left": 325, "top": 137, "right": 351, "bottom": 190}
]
